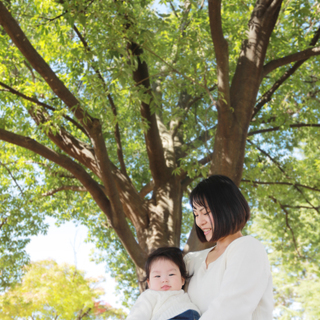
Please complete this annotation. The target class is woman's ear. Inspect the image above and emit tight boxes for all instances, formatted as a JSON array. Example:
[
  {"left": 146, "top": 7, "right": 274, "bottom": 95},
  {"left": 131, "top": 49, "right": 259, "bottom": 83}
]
[{"left": 182, "top": 277, "right": 185, "bottom": 286}]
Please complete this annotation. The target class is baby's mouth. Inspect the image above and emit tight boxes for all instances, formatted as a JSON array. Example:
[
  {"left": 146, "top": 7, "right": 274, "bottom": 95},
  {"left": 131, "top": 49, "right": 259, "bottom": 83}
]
[{"left": 161, "top": 285, "right": 171, "bottom": 290}]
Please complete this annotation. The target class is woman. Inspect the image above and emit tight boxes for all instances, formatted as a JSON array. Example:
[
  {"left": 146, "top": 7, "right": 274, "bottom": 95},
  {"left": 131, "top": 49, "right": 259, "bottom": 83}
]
[{"left": 184, "top": 175, "right": 273, "bottom": 320}]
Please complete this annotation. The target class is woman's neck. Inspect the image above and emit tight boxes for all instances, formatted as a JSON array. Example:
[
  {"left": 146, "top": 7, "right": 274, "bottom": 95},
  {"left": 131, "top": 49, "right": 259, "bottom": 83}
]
[
  {"left": 215, "top": 231, "right": 243, "bottom": 251},
  {"left": 205, "top": 231, "right": 243, "bottom": 268}
]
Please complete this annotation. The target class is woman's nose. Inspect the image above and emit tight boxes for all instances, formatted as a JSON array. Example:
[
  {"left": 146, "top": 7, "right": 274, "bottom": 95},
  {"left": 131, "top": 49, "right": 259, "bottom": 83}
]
[{"left": 197, "top": 215, "right": 206, "bottom": 226}]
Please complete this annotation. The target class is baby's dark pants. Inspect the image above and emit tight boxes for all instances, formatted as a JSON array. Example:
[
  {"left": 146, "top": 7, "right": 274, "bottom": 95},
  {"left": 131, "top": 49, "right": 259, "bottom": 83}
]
[{"left": 169, "top": 309, "right": 200, "bottom": 320}]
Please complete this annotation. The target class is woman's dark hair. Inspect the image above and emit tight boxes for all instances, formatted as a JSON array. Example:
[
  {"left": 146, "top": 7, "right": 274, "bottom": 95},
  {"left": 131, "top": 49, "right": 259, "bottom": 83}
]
[
  {"left": 143, "top": 247, "right": 190, "bottom": 288},
  {"left": 189, "top": 175, "right": 250, "bottom": 243}
]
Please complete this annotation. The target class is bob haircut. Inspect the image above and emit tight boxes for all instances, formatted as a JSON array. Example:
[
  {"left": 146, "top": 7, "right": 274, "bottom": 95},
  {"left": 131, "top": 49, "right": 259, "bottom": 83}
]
[
  {"left": 189, "top": 175, "right": 250, "bottom": 243},
  {"left": 143, "top": 247, "right": 191, "bottom": 289}
]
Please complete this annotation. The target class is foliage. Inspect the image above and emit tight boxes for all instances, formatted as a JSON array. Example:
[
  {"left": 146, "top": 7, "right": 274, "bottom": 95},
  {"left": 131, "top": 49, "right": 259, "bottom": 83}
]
[
  {"left": 247, "top": 140, "right": 320, "bottom": 318},
  {"left": 0, "top": 155, "right": 49, "bottom": 290},
  {"left": 0, "top": 260, "right": 126, "bottom": 320},
  {"left": 0, "top": 0, "right": 320, "bottom": 318}
]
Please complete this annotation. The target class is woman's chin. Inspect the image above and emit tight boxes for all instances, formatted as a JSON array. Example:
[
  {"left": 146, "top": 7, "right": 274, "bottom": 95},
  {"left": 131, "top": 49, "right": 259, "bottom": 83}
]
[{"left": 205, "top": 234, "right": 212, "bottom": 242}]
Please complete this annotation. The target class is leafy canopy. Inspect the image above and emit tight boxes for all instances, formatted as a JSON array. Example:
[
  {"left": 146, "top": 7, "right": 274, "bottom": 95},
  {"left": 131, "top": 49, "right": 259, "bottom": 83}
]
[{"left": 0, "top": 0, "right": 320, "bottom": 318}]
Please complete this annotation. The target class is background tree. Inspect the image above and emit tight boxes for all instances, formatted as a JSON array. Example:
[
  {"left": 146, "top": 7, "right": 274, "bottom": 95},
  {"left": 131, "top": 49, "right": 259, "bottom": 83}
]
[
  {"left": 0, "top": 260, "right": 126, "bottom": 320},
  {"left": 0, "top": 0, "right": 320, "bottom": 317}
]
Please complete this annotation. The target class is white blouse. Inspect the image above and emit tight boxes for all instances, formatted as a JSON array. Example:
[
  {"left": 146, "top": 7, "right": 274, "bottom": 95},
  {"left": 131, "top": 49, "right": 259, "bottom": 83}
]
[{"left": 184, "top": 236, "right": 274, "bottom": 320}]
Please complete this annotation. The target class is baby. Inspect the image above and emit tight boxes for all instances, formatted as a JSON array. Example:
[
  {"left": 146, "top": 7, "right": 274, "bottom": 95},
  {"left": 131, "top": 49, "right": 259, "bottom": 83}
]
[{"left": 126, "top": 247, "right": 200, "bottom": 320}]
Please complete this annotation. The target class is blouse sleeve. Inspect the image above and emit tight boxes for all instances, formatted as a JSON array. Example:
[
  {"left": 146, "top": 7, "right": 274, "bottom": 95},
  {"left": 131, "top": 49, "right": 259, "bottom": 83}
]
[
  {"left": 199, "top": 238, "right": 272, "bottom": 320},
  {"left": 126, "top": 290, "right": 155, "bottom": 320}
]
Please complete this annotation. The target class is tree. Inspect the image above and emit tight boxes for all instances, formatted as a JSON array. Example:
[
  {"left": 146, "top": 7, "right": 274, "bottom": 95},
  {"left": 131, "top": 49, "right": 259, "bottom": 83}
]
[
  {"left": 0, "top": 188, "right": 46, "bottom": 290},
  {"left": 0, "top": 260, "right": 126, "bottom": 320},
  {"left": 0, "top": 0, "right": 319, "bottom": 316}
]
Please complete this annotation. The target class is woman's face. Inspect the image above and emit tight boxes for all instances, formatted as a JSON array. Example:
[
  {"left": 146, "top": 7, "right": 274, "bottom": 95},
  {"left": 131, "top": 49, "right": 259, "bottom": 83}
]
[{"left": 193, "top": 202, "right": 214, "bottom": 241}]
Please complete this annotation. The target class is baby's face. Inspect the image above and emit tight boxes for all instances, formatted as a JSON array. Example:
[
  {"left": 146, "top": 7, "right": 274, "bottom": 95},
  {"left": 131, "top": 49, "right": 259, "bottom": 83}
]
[{"left": 147, "top": 259, "right": 185, "bottom": 291}]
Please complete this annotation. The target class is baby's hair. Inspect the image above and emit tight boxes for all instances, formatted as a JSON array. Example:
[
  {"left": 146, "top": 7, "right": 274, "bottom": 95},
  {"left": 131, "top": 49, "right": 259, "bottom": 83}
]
[{"left": 143, "top": 246, "right": 191, "bottom": 289}]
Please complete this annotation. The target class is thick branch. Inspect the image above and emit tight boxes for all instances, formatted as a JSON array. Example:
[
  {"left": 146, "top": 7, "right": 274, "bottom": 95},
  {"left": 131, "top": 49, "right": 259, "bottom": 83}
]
[
  {"left": 0, "top": 128, "right": 146, "bottom": 269},
  {"left": 0, "top": 1, "right": 93, "bottom": 125},
  {"left": 57, "top": 23, "right": 146, "bottom": 230},
  {"left": 129, "top": 41, "right": 168, "bottom": 184},
  {"left": 139, "top": 180, "right": 155, "bottom": 199},
  {"left": 88, "top": 124, "right": 147, "bottom": 268},
  {"left": 0, "top": 128, "right": 107, "bottom": 208},
  {"left": 263, "top": 46, "right": 320, "bottom": 77},
  {"left": 25, "top": 105, "right": 100, "bottom": 178},
  {"left": 70, "top": 25, "right": 145, "bottom": 231},
  {"left": 248, "top": 123, "right": 320, "bottom": 136},
  {"left": 208, "top": 0, "right": 230, "bottom": 108},
  {"left": 72, "top": 19, "right": 147, "bottom": 229},
  {"left": 0, "top": 81, "right": 89, "bottom": 137},
  {"left": 107, "top": 95, "right": 128, "bottom": 176},
  {"left": 73, "top": 25, "right": 128, "bottom": 176}
]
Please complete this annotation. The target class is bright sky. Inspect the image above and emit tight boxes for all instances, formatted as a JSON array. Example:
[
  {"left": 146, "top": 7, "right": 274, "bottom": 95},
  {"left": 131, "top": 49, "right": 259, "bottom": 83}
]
[{"left": 25, "top": 217, "right": 125, "bottom": 310}]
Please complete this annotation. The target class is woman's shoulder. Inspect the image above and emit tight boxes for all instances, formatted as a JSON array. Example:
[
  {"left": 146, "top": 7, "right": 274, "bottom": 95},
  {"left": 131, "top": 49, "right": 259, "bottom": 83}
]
[
  {"left": 230, "top": 235, "right": 266, "bottom": 248},
  {"left": 184, "top": 246, "right": 214, "bottom": 272},
  {"left": 226, "top": 235, "right": 269, "bottom": 260},
  {"left": 184, "top": 246, "right": 214, "bottom": 261}
]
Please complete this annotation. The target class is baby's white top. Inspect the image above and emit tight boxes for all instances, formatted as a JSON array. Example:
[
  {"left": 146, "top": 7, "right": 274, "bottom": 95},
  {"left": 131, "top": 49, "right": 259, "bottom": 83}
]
[
  {"left": 184, "top": 236, "right": 274, "bottom": 320},
  {"left": 125, "top": 289, "right": 200, "bottom": 320}
]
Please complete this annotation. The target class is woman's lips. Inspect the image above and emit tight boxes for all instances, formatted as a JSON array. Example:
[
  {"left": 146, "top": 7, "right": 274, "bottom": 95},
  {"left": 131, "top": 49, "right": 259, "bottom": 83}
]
[{"left": 203, "top": 229, "right": 211, "bottom": 235}]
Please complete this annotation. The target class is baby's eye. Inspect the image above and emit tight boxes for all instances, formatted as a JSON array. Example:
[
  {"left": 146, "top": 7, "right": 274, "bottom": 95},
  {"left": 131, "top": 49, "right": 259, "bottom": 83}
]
[
  {"left": 169, "top": 274, "right": 175, "bottom": 276},
  {"left": 154, "top": 275, "right": 160, "bottom": 278}
]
